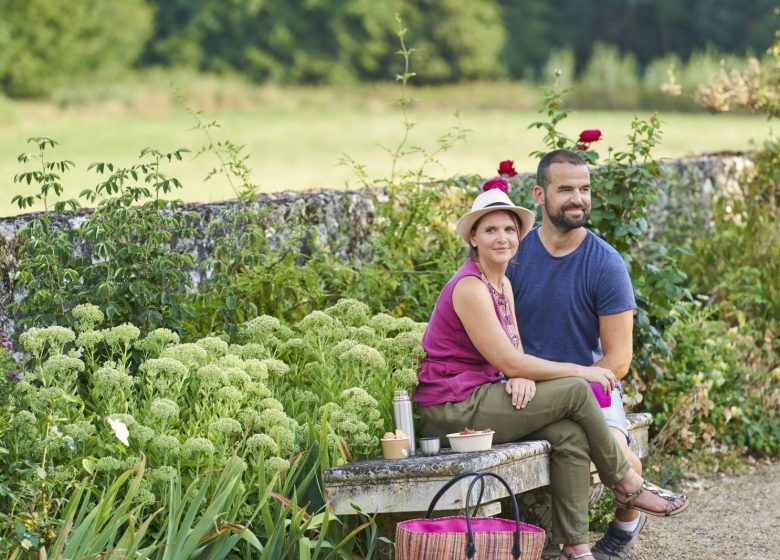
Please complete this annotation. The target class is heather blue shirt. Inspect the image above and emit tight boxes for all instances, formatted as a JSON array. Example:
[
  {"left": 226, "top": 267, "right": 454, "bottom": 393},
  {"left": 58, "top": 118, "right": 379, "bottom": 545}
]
[{"left": 507, "top": 227, "right": 635, "bottom": 365}]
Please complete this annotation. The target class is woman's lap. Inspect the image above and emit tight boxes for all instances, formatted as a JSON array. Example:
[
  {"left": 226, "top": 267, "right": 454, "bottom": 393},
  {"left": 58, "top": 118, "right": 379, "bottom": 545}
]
[{"left": 418, "top": 377, "right": 593, "bottom": 444}]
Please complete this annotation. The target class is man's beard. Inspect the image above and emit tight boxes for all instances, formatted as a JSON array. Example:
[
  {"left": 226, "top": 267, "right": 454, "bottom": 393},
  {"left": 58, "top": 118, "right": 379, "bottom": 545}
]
[{"left": 546, "top": 200, "right": 590, "bottom": 231}]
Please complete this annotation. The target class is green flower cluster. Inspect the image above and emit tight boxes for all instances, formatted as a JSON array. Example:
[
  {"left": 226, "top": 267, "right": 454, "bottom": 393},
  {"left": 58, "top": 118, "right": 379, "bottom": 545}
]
[
  {"left": 2, "top": 298, "right": 428, "bottom": 550},
  {"left": 321, "top": 388, "right": 384, "bottom": 458},
  {"left": 72, "top": 303, "right": 104, "bottom": 333},
  {"left": 92, "top": 365, "right": 134, "bottom": 400},
  {"left": 19, "top": 326, "right": 76, "bottom": 357},
  {"left": 325, "top": 299, "right": 370, "bottom": 327},
  {"left": 160, "top": 343, "right": 209, "bottom": 370},
  {"left": 135, "top": 328, "right": 180, "bottom": 357},
  {"left": 103, "top": 323, "right": 141, "bottom": 351}
]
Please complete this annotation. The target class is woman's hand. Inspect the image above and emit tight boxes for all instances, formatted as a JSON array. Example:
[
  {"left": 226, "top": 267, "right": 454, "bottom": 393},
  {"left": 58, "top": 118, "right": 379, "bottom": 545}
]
[
  {"left": 577, "top": 365, "right": 617, "bottom": 395},
  {"left": 505, "top": 377, "right": 536, "bottom": 409}
]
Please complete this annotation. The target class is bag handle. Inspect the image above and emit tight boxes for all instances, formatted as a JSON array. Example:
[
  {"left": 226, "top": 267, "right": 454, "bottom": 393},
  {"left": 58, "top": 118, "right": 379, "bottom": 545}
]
[
  {"left": 465, "top": 473, "right": 522, "bottom": 560},
  {"left": 425, "top": 471, "right": 486, "bottom": 518},
  {"left": 425, "top": 471, "right": 522, "bottom": 560}
]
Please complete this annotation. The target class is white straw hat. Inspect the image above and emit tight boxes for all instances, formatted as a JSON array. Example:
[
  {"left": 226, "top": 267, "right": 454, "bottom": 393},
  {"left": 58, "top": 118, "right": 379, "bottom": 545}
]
[{"left": 455, "top": 188, "right": 535, "bottom": 245}]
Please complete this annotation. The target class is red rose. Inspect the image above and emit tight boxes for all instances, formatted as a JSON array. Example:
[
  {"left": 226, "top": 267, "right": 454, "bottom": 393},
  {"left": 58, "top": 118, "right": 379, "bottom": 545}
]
[
  {"left": 483, "top": 177, "right": 509, "bottom": 193},
  {"left": 497, "top": 160, "right": 517, "bottom": 177},
  {"left": 578, "top": 129, "right": 602, "bottom": 143}
]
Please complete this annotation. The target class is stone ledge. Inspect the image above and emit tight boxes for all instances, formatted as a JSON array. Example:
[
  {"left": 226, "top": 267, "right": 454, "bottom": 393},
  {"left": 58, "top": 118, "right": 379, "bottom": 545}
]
[{"left": 323, "top": 412, "right": 652, "bottom": 515}]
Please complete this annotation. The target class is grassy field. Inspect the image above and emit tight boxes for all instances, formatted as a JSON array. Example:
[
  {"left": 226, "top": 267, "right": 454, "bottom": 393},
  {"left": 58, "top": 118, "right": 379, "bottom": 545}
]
[{"left": 0, "top": 81, "right": 773, "bottom": 216}]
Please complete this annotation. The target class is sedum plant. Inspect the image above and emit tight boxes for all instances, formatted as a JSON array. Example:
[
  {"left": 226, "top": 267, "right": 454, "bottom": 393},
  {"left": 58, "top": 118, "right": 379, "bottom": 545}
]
[{"left": 0, "top": 299, "right": 420, "bottom": 556}]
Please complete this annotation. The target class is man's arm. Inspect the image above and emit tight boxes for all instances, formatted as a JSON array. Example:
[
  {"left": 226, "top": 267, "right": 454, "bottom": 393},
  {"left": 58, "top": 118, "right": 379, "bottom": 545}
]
[{"left": 594, "top": 310, "right": 633, "bottom": 379}]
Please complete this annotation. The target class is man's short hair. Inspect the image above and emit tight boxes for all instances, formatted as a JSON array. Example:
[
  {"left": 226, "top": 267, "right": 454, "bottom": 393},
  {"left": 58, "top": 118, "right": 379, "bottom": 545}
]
[{"left": 536, "top": 150, "right": 586, "bottom": 190}]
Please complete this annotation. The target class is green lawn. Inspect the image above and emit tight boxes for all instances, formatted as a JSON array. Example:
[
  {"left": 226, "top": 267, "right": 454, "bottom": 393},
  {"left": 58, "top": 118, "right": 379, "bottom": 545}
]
[{"left": 0, "top": 93, "right": 772, "bottom": 216}]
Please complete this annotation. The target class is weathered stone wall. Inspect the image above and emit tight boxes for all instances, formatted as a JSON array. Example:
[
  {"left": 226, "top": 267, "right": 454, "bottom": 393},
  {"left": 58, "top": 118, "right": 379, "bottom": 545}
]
[
  {"left": 0, "top": 190, "right": 377, "bottom": 337},
  {"left": 651, "top": 152, "right": 755, "bottom": 241},
  {"left": 0, "top": 153, "right": 754, "bottom": 337}
]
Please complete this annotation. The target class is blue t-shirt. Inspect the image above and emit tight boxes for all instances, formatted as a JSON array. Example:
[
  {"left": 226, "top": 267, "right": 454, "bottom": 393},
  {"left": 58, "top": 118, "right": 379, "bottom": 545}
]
[{"left": 507, "top": 227, "right": 636, "bottom": 366}]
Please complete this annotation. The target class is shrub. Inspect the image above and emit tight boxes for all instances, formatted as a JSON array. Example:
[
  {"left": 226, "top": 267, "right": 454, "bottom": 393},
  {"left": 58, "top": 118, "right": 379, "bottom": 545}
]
[
  {"left": 12, "top": 139, "right": 197, "bottom": 336},
  {"left": 676, "top": 138, "right": 780, "bottom": 337},
  {"left": 648, "top": 301, "right": 779, "bottom": 456},
  {"left": 574, "top": 42, "right": 642, "bottom": 110},
  {"left": 0, "top": 0, "right": 153, "bottom": 98}
]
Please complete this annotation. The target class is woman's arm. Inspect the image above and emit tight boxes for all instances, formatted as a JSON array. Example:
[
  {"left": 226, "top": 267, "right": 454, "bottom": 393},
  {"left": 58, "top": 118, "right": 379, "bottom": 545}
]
[{"left": 452, "top": 276, "right": 616, "bottom": 390}]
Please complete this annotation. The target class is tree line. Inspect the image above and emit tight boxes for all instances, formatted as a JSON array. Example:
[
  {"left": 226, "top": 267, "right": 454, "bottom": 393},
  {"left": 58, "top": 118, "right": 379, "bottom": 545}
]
[{"left": 0, "top": 0, "right": 777, "bottom": 98}]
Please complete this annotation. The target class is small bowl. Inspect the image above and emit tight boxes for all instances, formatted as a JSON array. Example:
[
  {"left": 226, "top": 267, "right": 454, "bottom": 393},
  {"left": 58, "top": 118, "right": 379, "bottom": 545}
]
[
  {"left": 446, "top": 430, "right": 494, "bottom": 452},
  {"left": 381, "top": 437, "right": 410, "bottom": 460}
]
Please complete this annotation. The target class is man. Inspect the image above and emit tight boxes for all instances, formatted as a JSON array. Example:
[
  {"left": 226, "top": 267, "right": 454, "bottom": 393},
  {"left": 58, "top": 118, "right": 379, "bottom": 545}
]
[{"left": 506, "top": 149, "right": 646, "bottom": 560}]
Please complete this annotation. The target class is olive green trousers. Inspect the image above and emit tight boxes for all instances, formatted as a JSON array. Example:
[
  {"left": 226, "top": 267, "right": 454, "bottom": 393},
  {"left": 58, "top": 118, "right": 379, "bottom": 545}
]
[{"left": 418, "top": 377, "right": 630, "bottom": 545}]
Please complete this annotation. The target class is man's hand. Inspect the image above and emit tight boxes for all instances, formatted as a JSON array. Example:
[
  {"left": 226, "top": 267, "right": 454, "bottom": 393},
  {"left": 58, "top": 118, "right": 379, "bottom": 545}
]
[
  {"left": 505, "top": 377, "right": 536, "bottom": 409},
  {"left": 578, "top": 365, "right": 617, "bottom": 394}
]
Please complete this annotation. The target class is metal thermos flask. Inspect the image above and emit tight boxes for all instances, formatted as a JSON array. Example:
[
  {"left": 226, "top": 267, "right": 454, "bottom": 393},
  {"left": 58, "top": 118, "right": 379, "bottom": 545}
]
[{"left": 392, "top": 389, "right": 416, "bottom": 456}]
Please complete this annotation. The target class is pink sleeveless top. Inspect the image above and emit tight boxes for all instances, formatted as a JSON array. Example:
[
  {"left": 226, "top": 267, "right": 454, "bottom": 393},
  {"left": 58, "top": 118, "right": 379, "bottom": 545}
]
[{"left": 414, "top": 259, "right": 519, "bottom": 407}]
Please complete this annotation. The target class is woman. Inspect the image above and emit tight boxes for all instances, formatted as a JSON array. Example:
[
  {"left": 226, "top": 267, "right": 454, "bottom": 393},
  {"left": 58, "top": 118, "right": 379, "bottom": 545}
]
[{"left": 414, "top": 184, "right": 688, "bottom": 560}]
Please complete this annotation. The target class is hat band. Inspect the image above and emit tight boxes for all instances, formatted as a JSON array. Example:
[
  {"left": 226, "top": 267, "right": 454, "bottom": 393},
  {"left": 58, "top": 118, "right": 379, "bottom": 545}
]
[{"left": 484, "top": 201, "right": 511, "bottom": 208}]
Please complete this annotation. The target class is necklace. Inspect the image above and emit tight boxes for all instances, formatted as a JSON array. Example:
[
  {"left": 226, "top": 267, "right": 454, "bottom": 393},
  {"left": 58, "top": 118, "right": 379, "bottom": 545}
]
[{"left": 476, "top": 263, "right": 520, "bottom": 349}]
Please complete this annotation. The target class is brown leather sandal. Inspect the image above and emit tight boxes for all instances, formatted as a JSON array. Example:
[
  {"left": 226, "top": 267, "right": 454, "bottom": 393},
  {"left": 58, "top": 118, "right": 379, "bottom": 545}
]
[{"left": 613, "top": 479, "right": 689, "bottom": 517}]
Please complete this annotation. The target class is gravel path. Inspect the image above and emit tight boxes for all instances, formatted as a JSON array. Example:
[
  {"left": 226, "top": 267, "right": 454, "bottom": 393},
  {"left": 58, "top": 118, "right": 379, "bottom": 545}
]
[{"left": 613, "top": 460, "right": 780, "bottom": 559}]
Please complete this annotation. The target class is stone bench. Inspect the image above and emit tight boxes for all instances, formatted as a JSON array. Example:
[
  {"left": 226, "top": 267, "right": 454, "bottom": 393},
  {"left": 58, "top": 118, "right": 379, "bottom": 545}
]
[{"left": 323, "top": 413, "right": 652, "bottom": 557}]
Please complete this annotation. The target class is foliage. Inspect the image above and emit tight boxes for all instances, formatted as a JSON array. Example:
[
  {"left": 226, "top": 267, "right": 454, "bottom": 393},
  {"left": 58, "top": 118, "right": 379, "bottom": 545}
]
[
  {"left": 180, "top": 105, "right": 353, "bottom": 334},
  {"left": 0, "top": 333, "right": 21, "bottom": 473},
  {"left": 185, "top": 16, "right": 470, "bottom": 329},
  {"left": 647, "top": 301, "right": 779, "bottom": 456},
  {"left": 577, "top": 43, "right": 642, "bottom": 110},
  {"left": 2, "top": 0, "right": 779, "bottom": 100},
  {"left": 394, "top": 0, "right": 505, "bottom": 83},
  {"left": 694, "top": 26, "right": 780, "bottom": 117},
  {"left": 337, "top": 16, "right": 469, "bottom": 320},
  {"left": 143, "top": 0, "right": 779, "bottom": 85},
  {"left": 657, "top": 41, "right": 780, "bottom": 456},
  {"left": 0, "top": 300, "right": 411, "bottom": 556},
  {"left": 526, "top": 80, "right": 690, "bottom": 388},
  {"left": 145, "top": 0, "right": 503, "bottom": 85},
  {"left": 0, "top": 0, "right": 153, "bottom": 98},
  {"left": 671, "top": 30, "right": 780, "bottom": 430},
  {"left": 148, "top": 0, "right": 398, "bottom": 82},
  {"left": 40, "top": 456, "right": 259, "bottom": 560},
  {"left": 674, "top": 139, "right": 780, "bottom": 337},
  {"left": 12, "top": 138, "right": 197, "bottom": 335}
]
